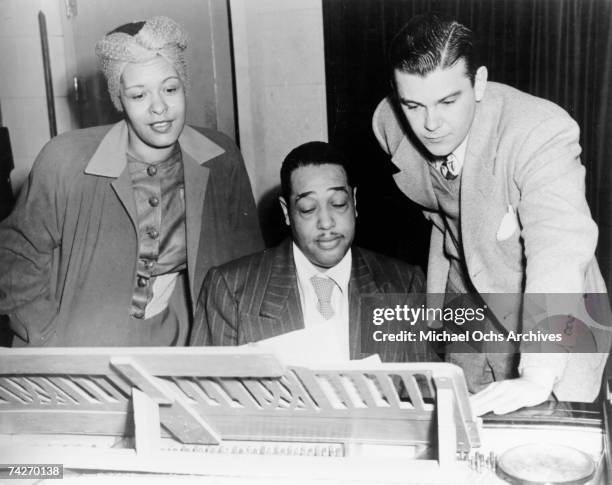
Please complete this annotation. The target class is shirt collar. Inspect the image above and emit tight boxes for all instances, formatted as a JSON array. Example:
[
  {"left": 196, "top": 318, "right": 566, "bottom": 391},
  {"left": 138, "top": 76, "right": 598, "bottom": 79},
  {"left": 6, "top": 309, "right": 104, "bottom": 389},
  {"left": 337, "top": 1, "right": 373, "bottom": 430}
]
[
  {"left": 84, "top": 121, "right": 226, "bottom": 177},
  {"left": 292, "top": 242, "right": 352, "bottom": 293},
  {"left": 451, "top": 133, "right": 469, "bottom": 169},
  {"left": 430, "top": 133, "right": 469, "bottom": 175}
]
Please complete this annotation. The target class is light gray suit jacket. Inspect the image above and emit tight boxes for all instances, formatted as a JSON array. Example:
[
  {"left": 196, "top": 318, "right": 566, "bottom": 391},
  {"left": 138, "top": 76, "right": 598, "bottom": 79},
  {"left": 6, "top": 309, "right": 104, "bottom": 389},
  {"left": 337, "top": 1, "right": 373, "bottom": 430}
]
[{"left": 373, "top": 82, "right": 610, "bottom": 402}]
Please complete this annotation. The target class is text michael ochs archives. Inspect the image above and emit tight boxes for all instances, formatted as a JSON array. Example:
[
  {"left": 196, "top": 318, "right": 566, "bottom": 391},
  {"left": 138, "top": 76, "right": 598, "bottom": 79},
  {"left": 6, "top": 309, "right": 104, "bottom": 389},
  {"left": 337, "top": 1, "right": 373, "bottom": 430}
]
[{"left": 369, "top": 304, "right": 564, "bottom": 344}]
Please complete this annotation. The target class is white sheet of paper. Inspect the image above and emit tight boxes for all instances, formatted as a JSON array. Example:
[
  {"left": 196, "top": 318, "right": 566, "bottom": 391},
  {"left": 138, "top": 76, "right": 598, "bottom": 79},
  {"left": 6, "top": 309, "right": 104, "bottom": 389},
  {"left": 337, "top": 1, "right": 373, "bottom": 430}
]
[{"left": 240, "top": 327, "right": 381, "bottom": 367}]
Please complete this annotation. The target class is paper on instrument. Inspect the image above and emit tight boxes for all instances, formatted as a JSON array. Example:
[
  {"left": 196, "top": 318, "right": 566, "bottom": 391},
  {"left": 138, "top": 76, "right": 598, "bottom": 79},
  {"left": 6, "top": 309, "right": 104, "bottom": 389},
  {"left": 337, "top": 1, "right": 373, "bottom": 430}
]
[
  {"left": 240, "top": 330, "right": 384, "bottom": 409},
  {"left": 239, "top": 327, "right": 381, "bottom": 368}
]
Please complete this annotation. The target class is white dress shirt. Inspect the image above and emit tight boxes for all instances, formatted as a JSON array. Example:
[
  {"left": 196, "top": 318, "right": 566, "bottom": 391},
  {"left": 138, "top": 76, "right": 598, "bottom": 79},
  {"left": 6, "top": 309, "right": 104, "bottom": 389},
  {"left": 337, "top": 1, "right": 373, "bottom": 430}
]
[
  {"left": 251, "top": 244, "right": 352, "bottom": 365},
  {"left": 293, "top": 243, "right": 351, "bottom": 361},
  {"left": 293, "top": 243, "right": 351, "bottom": 325}
]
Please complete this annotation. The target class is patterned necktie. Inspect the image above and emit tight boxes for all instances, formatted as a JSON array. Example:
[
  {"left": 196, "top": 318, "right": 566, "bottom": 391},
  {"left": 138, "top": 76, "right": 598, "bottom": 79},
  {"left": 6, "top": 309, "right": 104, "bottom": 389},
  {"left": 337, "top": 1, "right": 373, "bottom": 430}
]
[
  {"left": 440, "top": 153, "right": 459, "bottom": 180},
  {"left": 310, "top": 275, "right": 335, "bottom": 320}
]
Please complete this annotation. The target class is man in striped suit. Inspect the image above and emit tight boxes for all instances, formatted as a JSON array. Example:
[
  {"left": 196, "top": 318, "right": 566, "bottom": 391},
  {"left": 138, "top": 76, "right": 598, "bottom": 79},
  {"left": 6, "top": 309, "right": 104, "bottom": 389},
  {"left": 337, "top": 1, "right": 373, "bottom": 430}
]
[{"left": 190, "top": 141, "right": 430, "bottom": 364}]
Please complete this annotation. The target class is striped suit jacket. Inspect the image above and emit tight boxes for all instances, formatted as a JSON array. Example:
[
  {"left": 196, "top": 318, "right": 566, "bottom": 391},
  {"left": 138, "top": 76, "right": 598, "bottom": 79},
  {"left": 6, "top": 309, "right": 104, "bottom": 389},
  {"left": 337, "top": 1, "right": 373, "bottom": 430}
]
[{"left": 190, "top": 240, "right": 432, "bottom": 362}]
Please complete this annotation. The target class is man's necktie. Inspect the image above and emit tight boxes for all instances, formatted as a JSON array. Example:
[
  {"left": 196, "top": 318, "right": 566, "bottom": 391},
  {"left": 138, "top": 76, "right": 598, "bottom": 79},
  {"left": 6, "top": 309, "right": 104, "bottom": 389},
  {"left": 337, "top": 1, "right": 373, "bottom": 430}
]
[
  {"left": 440, "top": 153, "right": 459, "bottom": 180},
  {"left": 310, "top": 275, "right": 335, "bottom": 320}
]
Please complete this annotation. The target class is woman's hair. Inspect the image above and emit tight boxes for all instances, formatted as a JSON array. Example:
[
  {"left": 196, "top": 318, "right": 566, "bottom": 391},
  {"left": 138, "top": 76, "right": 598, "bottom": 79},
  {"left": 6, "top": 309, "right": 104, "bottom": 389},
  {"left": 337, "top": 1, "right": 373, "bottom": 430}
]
[{"left": 95, "top": 16, "right": 189, "bottom": 111}]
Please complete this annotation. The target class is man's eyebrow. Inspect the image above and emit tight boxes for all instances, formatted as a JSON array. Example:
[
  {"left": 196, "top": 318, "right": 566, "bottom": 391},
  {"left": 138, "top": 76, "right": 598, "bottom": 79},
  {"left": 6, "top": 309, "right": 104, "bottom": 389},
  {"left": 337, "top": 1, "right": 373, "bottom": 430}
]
[
  {"left": 294, "top": 191, "right": 314, "bottom": 202},
  {"left": 399, "top": 97, "right": 423, "bottom": 107},
  {"left": 294, "top": 186, "right": 349, "bottom": 201},
  {"left": 438, "top": 90, "right": 461, "bottom": 102},
  {"left": 399, "top": 89, "right": 462, "bottom": 106}
]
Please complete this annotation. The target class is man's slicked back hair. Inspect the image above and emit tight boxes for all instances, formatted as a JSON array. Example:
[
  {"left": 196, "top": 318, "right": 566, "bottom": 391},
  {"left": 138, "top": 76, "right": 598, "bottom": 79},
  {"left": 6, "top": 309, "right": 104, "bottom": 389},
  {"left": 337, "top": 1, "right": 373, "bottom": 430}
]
[
  {"left": 280, "top": 141, "right": 353, "bottom": 202},
  {"left": 389, "top": 13, "right": 477, "bottom": 84}
]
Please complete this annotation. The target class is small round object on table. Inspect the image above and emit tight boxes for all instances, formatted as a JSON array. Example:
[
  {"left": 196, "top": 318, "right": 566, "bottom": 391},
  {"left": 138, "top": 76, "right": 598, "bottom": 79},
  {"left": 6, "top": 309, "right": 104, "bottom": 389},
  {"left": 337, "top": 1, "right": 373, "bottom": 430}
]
[{"left": 496, "top": 443, "right": 595, "bottom": 485}]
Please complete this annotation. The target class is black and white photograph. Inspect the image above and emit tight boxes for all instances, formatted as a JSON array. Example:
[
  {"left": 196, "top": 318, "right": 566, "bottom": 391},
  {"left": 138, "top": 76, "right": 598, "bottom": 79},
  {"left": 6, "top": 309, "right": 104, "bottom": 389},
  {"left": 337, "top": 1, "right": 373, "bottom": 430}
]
[{"left": 1, "top": 0, "right": 612, "bottom": 482}]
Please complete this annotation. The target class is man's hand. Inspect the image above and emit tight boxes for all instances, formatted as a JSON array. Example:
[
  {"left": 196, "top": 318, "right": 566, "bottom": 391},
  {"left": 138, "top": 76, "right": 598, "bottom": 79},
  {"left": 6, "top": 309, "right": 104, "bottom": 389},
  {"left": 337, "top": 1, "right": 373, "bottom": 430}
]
[{"left": 470, "top": 367, "right": 556, "bottom": 416}]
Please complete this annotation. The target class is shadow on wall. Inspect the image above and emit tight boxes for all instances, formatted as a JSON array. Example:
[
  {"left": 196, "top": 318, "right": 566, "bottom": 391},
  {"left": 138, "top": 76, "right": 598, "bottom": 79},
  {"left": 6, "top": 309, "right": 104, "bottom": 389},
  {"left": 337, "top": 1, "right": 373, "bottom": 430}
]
[
  {"left": 0, "top": 127, "right": 15, "bottom": 220},
  {"left": 0, "top": 318, "right": 10, "bottom": 347},
  {"left": 70, "top": 72, "right": 123, "bottom": 129},
  {"left": 0, "top": 127, "right": 14, "bottom": 347},
  {"left": 258, "top": 185, "right": 290, "bottom": 248}
]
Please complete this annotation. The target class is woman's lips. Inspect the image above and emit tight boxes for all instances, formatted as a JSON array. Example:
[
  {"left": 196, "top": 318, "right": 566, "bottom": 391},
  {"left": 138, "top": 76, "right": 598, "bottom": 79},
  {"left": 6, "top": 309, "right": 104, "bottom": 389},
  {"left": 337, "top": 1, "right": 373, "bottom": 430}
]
[
  {"left": 150, "top": 121, "right": 172, "bottom": 133},
  {"left": 424, "top": 135, "right": 447, "bottom": 143}
]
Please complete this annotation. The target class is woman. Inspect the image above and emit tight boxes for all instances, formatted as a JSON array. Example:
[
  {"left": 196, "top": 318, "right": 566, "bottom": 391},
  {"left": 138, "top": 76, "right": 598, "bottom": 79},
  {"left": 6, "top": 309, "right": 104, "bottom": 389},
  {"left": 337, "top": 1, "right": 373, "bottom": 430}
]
[{"left": 0, "top": 16, "right": 263, "bottom": 346}]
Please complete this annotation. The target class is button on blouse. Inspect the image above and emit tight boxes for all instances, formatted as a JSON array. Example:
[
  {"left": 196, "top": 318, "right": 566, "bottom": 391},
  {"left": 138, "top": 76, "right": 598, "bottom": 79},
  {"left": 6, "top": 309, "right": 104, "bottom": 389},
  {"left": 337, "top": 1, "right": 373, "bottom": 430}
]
[{"left": 127, "top": 146, "right": 187, "bottom": 317}]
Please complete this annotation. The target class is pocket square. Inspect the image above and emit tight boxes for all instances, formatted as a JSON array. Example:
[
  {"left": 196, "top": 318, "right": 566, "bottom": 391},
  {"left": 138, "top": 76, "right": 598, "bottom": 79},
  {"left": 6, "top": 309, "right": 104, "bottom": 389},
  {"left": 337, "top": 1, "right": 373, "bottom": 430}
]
[{"left": 496, "top": 204, "right": 519, "bottom": 241}]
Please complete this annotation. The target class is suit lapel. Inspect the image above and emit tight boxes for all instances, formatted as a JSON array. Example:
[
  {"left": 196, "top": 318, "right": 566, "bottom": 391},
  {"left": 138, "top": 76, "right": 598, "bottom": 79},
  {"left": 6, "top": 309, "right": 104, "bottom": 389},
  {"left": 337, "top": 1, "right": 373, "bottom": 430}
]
[
  {"left": 392, "top": 136, "right": 439, "bottom": 210},
  {"left": 84, "top": 122, "right": 138, "bottom": 236},
  {"left": 382, "top": 99, "right": 437, "bottom": 210},
  {"left": 110, "top": 165, "right": 139, "bottom": 237},
  {"left": 348, "top": 248, "right": 379, "bottom": 359},
  {"left": 183, "top": 152, "right": 209, "bottom": 297},
  {"left": 179, "top": 125, "right": 225, "bottom": 298},
  {"left": 260, "top": 240, "right": 304, "bottom": 332},
  {"left": 460, "top": 92, "right": 499, "bottom": 265}
]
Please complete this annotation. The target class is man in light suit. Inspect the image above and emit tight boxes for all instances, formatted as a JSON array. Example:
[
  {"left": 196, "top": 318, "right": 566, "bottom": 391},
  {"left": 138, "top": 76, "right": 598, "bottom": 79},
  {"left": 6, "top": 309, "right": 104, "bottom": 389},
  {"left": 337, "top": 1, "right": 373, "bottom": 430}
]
[
  {"left": 190, "top": 141, "right": 431, "bottom": 364},
  {"left": 372, "top": 14, "right": 611, "bottom": 415}
]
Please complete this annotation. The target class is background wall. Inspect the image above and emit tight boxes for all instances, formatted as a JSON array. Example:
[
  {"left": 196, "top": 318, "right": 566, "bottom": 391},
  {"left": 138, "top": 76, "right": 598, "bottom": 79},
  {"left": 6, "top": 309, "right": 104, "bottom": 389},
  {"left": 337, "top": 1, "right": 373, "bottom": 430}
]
[
  {"left": 230, "top": 0, "right": 328, "bottom": 245},
  {"left": 0, "top": 0, "right": 72, "bottom": 191}
]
